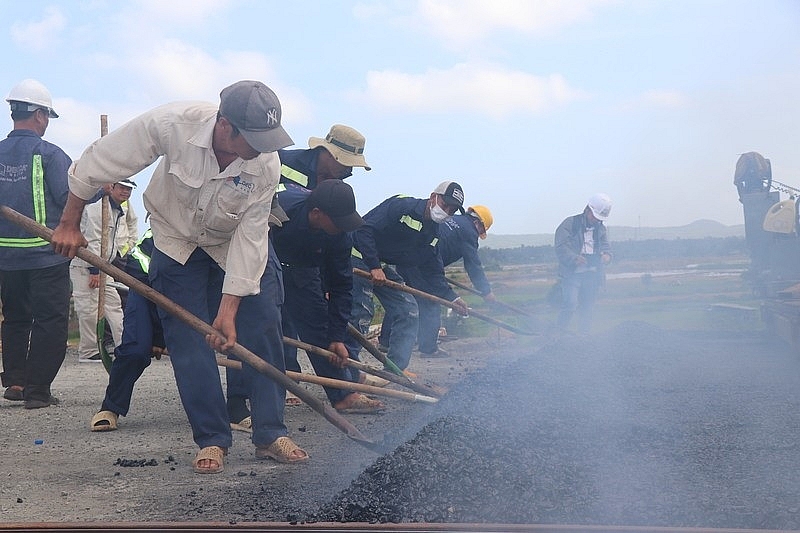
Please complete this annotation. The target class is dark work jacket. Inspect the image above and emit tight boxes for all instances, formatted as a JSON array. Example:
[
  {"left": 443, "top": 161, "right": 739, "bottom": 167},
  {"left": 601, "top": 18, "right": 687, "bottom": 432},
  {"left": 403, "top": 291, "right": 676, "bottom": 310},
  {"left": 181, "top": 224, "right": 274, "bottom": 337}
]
[
  {"left": 554, "top": 211, "right": 611, "bottom": 278},
  {"left": 278, "top": 148, "right": 321, "bottom": 190},
  {"left": 272, "top": 184, "right": 353, "bottom": 342},
  {"left": 0, "top": 129, "right": 72, "bottom": 270},
  {"left": 438, "top": 214, "right": 491, "bottom": 296},
  {"left": 352, "top": 195, "right": 457, "bottom": 301}
]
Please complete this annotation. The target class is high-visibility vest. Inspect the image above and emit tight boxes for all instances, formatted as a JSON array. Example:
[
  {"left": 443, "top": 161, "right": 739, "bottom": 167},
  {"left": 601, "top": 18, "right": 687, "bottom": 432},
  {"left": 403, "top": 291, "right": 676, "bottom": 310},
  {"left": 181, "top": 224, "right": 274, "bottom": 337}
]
[
  {"left": 0, "top": 155, "right": 48, "bottom": 248},
  {"left": 276, "top": 164, "right": 310, "bottom": 193},
  {"left": 128, "top": 229, "right": 153, "bottom": 275}
]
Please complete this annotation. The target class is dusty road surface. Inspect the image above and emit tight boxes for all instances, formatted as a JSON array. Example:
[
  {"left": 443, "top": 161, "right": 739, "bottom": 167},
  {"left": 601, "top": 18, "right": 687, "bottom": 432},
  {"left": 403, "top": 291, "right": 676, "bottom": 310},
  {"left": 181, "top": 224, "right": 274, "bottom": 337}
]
[
  {"left": 3, "top": 321, "right": 800, "bottom": 530},
  {"left": 0, "top": 334, "right": 517, "bottom": 525}
]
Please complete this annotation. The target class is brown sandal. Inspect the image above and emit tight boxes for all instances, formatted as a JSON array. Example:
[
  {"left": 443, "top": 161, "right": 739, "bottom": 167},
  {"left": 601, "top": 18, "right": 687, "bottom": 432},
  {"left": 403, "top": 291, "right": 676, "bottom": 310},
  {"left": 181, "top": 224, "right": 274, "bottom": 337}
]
[
  {"left": 255, "top": 437, "right": 309, "bottom": 464},
  {"left": 230, "top": 415, "right": 252, "bottom": 433},
  {"left": 193, "top": 446, "right": 226, "bottom": 474},
  {"left": 334, "top": 393, "right": 385, "bottom": 414},
  {"left": 90, "top": 410, "right": 119, "bottom": 432},
  {"left": 285, "top": 392, "right": 302, "bottom": 406}
]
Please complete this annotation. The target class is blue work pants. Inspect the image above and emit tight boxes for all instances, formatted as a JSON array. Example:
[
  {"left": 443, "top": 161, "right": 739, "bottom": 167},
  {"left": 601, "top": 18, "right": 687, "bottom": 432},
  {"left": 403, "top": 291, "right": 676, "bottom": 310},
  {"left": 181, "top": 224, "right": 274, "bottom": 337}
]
[
  {"left": 150, "top": 246, "right": 287, "bottom": 450},
  {"left": 557, "top": 270, "right": 603, "bottom": 333},
  {"left": 100, "top": 288, "right": 159, "bottom": 416},
  {"left": 345, "top": 258, "right": 418, "bottom": 370},
  {"left": 282, "top": 265, "right": 355, "bottom": 403}
]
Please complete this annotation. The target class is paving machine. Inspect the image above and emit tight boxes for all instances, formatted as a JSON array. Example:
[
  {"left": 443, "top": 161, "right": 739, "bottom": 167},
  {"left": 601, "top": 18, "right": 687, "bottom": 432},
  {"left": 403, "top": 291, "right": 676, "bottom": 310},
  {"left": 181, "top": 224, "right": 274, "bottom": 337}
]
[{"left": 735, "top": 151, "right": 800, "bottom": 351}]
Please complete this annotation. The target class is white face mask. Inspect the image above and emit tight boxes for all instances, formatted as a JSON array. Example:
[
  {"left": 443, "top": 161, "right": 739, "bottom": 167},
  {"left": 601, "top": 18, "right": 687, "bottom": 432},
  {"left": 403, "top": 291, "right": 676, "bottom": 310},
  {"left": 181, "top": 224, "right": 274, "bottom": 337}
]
[{"left": 430, "top": 201, "right": 452, "bottom": 223}]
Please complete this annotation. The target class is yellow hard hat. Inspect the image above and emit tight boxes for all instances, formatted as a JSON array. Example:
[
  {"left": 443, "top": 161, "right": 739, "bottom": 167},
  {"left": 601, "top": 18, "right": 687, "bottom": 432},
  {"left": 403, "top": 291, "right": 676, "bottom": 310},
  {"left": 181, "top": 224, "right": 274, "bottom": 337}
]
[{"left": 467, "top": 205, "right": 493, "bottom": 238}]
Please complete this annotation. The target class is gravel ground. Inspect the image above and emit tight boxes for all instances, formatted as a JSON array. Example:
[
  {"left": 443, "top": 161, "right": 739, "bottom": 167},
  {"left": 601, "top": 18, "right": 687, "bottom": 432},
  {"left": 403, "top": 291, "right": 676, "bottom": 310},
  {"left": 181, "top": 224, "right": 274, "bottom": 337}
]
[
  {"left": 3, "top": 321, "right": 800, "bottom": 528},
  {"left": 0, "top": 334, "right": 514, "bottom": 524}
]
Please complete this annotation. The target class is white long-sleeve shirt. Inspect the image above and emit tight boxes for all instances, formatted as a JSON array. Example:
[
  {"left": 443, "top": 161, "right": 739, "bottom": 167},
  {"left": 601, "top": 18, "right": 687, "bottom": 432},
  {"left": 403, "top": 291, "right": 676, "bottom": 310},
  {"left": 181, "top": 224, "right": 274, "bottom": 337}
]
[
  {"left": 68, "top": 101, "right": 279, "bottom": 296},
  {"left": 70, "top": 197, "right": 136, "bottom": 270}
]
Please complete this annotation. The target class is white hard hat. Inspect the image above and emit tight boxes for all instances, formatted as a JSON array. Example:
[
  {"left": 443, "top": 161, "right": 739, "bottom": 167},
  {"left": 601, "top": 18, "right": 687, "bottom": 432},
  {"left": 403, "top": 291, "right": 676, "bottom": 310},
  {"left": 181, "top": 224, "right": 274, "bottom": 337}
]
[
  {"left": 6, "top": 79, "right": 58, "bottom": 118},
  {"left": 587, "top": 193, "right": 612, "bottom": 221}
]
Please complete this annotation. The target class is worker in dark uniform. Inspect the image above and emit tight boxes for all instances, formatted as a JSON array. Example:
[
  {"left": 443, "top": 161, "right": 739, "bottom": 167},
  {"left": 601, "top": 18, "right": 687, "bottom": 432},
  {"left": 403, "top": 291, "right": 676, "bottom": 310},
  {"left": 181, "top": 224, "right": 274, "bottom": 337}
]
[
  {"left": 271, "top": 180, "right": 383, "bottom": 413},
  {"left": 89, "top": 229, "right": 166, "bottom": 431},
  {"left": 381, "top": 205, "right": 496, "bottom": 357},
  {"left": 275, "top": 124, "right": 370, "bottom": 393},
  {"left": 346, "top": 181, "right": 470, "bottom": 372},
  {"left": 278, "top": 124, "right": 370, "bottom": 191},
  {"left": 226, "top": 123, "right": 372, "bottom": 423},
  {"left": 0, "top": 79, "right": 72, "bottom": 409}
]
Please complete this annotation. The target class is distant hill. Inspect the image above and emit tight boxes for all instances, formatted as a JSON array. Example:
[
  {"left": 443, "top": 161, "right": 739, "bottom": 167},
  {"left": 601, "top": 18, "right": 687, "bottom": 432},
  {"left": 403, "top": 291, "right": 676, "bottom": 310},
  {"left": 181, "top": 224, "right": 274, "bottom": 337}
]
[{"left": 482, "top": 219, "right": 745, "bottom": 249}]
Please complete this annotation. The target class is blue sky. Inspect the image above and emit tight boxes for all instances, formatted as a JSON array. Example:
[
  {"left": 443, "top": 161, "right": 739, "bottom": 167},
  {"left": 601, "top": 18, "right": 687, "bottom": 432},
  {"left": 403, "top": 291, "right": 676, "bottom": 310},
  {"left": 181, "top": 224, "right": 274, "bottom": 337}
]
[{"left": 2, "top": 0, "right": 799, "bottom": 235}]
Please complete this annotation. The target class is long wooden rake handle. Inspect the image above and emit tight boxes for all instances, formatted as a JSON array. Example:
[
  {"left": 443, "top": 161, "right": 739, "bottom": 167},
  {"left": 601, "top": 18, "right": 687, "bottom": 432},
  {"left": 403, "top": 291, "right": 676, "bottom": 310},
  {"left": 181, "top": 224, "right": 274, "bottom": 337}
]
[
  {"left": 445, "top": 275, "right": 532, "bottom": 317},
  {"left": 353, "top": 267, "right": 535, "bottom": 336},
  {"left": 216, "top": 356, "right": 437, "bottom": 404},
  {"left": 284, "top": 334, "right": 443, "bottom": 398}
]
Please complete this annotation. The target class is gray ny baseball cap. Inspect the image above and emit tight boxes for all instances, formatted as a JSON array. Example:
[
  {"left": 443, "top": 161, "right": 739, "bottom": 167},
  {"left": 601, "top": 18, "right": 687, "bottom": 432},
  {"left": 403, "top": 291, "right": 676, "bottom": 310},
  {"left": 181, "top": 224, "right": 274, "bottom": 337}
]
[{"left": 219, "top": 80, "right": 294, "bottom": 153}]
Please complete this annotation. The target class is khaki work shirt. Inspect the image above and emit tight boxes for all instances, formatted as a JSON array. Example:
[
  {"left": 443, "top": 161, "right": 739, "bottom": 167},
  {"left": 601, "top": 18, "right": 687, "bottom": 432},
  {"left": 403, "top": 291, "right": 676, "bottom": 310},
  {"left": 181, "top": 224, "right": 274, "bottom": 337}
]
[{"left": 68, "top": 101, "right": 279, "bottom": 296}]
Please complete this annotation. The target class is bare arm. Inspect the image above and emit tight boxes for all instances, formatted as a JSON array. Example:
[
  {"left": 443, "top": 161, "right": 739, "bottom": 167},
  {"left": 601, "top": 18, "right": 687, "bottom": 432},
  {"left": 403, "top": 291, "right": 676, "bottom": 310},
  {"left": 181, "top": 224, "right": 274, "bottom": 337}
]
[
  {"left": 207, "top": 294, "right": 241, "bottom": 352},
  {"left": 51, "top": 192, "right": 89, "bottom": 258}
]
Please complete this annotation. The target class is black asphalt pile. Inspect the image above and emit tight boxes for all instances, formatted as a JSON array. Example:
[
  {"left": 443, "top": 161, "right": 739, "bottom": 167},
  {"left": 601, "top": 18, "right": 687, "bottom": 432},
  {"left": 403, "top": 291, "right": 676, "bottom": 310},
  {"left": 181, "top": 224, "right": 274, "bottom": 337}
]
[{"left": 304, "top": 322, "right": 800, "bottom": 528}]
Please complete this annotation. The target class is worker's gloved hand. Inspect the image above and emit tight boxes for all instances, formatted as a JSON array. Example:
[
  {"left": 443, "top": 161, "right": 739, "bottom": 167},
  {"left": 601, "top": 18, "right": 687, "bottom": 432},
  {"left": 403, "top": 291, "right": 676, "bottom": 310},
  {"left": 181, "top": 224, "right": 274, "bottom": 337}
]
[{"left": 452, "top": 297, "right": 469, "bottom": 317}]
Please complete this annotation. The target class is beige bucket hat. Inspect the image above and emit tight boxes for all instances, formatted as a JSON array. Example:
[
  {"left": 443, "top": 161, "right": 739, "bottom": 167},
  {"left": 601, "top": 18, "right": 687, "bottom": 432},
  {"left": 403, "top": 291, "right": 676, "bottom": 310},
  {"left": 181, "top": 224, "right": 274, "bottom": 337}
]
[{"left": 308, "top": 124, "right": 371, "bottom": 170}]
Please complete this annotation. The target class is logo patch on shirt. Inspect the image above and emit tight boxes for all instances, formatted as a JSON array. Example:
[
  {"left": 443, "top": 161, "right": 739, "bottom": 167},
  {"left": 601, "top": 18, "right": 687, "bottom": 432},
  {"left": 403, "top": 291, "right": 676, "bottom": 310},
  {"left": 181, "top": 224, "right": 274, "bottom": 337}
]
[
  {"left": 226, "top": 175, "right": 255, "bottom": 194},
  {"left": 0, "top": 163, "right": 29, "bottom": 182}
]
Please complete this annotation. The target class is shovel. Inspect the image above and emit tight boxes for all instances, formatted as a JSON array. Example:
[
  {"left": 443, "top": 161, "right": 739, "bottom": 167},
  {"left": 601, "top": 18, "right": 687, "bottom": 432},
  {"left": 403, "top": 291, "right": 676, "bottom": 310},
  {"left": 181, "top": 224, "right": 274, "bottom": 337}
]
[
  {"left": 0, "top": 205, "right": 381, "bottom": 452},
  {"left": 445, "top": 275, "right": 532, "bottom": 317},
  {"left": 216, "top": 356, "right": 438, "bottom": 404},
  {"left": 284, "top": 334, "right": 443, "bottom": 398}
]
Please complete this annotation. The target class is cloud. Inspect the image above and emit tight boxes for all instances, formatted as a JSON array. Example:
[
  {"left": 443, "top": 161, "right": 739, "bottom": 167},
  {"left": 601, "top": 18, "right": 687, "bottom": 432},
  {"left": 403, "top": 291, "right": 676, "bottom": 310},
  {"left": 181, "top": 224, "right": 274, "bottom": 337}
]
[
  {"left": 123, "top": 0, "right": 234, "bottom": 27},
  {"left": 414, "top": 0, "right": 614, "bottom": 46},
  {"left": 10, "top": 6, "right": 66, "bottom": 51},
  {"left": 640, "top": 90, "right": 688, "bottom": 109},
  {"left": 121, "top": 39, "right": 312, "bottom": 121},
  {"left": 357, "top": 63, "right": 588, "bottom": 118},
  {"left": 616, "top": 89, "right": 689, "bottom": 112}
]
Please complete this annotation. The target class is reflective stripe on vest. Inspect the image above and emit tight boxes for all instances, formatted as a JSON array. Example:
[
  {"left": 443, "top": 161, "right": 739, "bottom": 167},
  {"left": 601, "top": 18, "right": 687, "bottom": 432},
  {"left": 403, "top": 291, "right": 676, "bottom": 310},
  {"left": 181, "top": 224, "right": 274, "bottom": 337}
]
[
  {"left": 351, "top": 247, "right": 363, "bottom": 259},
  {"left": 129, "top": 229, "right": 153, "bottom": 274},
  {"left": 399, "top": 215, "right": 423, "bottom": 232},
  {"left": 281, "top": 165, "right": 309, "bottom": 187},
  {"left": 0, "top": 155, "right": 48, "bottom": 248},
  {"left": 430, "top": 237, "right": 438, "bottom": 248}
]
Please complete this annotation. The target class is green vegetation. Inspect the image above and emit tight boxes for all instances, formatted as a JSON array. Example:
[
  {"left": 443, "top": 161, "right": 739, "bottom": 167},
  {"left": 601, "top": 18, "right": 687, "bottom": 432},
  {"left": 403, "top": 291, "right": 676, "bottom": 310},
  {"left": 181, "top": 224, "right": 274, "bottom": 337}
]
[{"left": 442, "top": 244, "right": 762, "bottom": 338}]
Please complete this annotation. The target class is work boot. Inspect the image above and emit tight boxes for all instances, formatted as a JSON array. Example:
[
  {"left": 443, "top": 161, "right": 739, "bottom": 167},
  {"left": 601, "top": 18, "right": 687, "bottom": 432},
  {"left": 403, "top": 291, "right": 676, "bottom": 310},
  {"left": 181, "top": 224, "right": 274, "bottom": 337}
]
[
  {"left": 24, "top": 395, "right": 60, "bottom": 409},
  {"left": 3, "top": 386, "right": 24, "bottom": 401},
  {"left": 419, "top": 348, "right": 449, "bottom": 358}
]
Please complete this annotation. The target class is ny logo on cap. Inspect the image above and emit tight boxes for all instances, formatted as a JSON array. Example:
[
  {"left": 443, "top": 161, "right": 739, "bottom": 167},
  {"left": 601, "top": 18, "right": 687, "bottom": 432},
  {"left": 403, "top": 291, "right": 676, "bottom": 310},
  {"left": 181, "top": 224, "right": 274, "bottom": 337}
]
[{"left": 266, "top": 107, "right": 278, "bottom": 126}]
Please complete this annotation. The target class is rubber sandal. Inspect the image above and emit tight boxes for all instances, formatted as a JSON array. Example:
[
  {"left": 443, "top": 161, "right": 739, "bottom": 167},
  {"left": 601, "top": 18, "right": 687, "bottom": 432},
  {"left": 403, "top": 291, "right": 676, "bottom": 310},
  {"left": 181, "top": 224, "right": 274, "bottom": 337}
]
[
  {"left": 230, "top": 415, "right": 252, "bottom": 433},
  {"left": 285, "top": 391, "right": 302, "bottom": 406},
  {"left": 193, "top": 446, "right": 226, "bottom": 474},
  {"left": 90, "top": 410, "right": 119, "bottom": 432},
  {"left": 334, "top": 393, "right": 386, "bottom": 414},
  {"left": 255, "top": 437, "right": 309, "bottom": 464}
]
